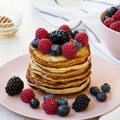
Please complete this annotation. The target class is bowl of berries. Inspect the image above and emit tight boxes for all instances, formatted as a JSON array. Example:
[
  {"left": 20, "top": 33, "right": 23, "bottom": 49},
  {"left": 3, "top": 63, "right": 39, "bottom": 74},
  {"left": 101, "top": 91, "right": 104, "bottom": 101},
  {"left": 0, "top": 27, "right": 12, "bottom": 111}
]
[{"left": 99, "top": 5, "right": 120, "bottom": 59}]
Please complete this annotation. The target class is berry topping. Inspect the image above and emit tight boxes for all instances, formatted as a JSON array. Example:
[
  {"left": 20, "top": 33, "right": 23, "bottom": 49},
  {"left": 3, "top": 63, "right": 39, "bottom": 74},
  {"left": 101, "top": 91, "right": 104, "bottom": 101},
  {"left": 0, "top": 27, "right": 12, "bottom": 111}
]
[
  {"left": 106, "top": 7, "right": 118, "bottom": 17},
  {"left": 73, "top": 40, "right": 82, "bottom": 50},
  {"left": 5, "top": 76, "right": 24, "bottom": 96},
  {"left": 101, "top": 83, "right": 111, "bottom": 93},
  {"left": 57, "top": 105, "right": 70, "bottom": 117},
  {"left": 71, "top": 30, "right": 79, "bottom": 38},
  {"left": 62, "top": 42, "right": 77, "bottom": 59},
  {"left": 31, "top": 38, "right": 40, "bottom": 48},
  {"left": 50, "top": 44, "right": 62, "bottom": 56},
  {"left": 43, "top": 93, "right": 55, "bottom": 100},
  {"left": 38, "top": 38, "right": 53, "bottom": 54},
  {"left": 75, "top": 32, "right": 88, "bottom": 46},
  {"left": 96, "top": 92, "right": 107, "bottom": 102},
  {"left": 103, "top": 17, "right": 115, "bottom": 28},
  {"left": 90, "top": 86, "right": 100, "bottom": 96},
  {"left": 35, "top": 28, "right": 49, "bottom": 39},
  {"left": 110, "top": 21, "right": 120, "bottom": 32},
  {"left": 58, "top": 24, "right": 72, "bottom": 34},
  {"left": 20, "top": 88, "right": 35, "bottom": 103},
  {"left": 57, "top": 98, "right": 68, "bottom": 106},
  {"left": 42, "top": 98, "right": 58, "bottom": 114},
  {"left": 49, "top": 30, "right": 70, "bottom": 45},
  {"left": 113, "top": 10, "right": 120, "bottom": 21},
  {"left": 72, "top": 94, "right": 90, "bottom": 112},
  {"left": 30, "top": 98, "right": 40, "bottom": 108}
]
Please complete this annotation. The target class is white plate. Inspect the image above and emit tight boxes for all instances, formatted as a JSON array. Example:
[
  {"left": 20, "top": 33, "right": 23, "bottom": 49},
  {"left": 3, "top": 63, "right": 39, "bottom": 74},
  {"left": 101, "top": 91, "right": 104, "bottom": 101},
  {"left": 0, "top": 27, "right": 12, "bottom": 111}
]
[{"left": 0, "top": 54, "right": 120, "bottom": 120}]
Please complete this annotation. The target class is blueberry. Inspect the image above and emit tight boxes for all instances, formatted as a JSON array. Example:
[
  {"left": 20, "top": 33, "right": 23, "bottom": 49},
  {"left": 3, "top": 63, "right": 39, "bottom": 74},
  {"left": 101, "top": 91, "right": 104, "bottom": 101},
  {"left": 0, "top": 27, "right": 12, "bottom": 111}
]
[
  {"left": 50, "top": 44, "right": 61, "bottom": 56},
  {"left": 107, "top": 7, "right": 118, "bottom": 17},
  {"left": 43, "top": 93, "right": 55, "bottom": 100},
  {"left": 31, "top": 38, "right": 40, "bottom": 48},
  {"left": 73, "top": 40, "right": 82, "bottom": 50},
  {"left": 90, "top": 86, "right": 100, "bottom": 96},
  {"left": 29, "top": 98, "right": 40, "bottom": 108},
  {"left": 57, "top": 105, "right": 70, "bottom": 117},
  {"left": 71, "top": 30, "right": 79, "bottom": 38},
  {"left": 57, "top": 98, "right": 68, "bottom": 106},
  {"left": 101, "top": 83, "right": 111, "bottom": 93},
  {"left": 96, "top": 92, "right": 107, "bottom": 102}
]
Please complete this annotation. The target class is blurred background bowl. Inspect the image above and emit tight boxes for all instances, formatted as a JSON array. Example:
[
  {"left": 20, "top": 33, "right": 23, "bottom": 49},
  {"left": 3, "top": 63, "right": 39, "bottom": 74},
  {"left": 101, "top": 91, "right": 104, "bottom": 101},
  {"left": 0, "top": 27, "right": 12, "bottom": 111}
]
[
  {"left": 0, "top": 9, "right": 22, "bottom": 38},
  {"left": 99, "top": 7, "right": 120, "bottom": 59}
]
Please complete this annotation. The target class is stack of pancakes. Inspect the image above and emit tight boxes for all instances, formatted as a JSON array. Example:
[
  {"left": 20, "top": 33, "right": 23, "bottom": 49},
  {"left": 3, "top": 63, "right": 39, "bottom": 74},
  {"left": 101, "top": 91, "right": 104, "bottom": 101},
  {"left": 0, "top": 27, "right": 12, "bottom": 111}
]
[{"left": 26, "top": 43, "right": 91, "bottom": 95}]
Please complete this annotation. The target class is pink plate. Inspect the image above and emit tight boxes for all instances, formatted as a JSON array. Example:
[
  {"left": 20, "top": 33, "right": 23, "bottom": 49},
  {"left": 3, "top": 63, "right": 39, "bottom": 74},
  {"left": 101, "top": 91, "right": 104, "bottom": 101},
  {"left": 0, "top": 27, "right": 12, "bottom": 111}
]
[{"left": 0, "top": 54, "right": 120, "bottom": 120}]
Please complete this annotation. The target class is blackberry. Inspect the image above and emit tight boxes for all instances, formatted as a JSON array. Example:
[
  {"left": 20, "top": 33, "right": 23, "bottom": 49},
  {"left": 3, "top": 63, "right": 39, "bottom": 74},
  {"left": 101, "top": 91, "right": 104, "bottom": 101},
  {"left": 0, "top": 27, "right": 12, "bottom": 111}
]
[
  {"left": 49, "top": 30, "right": 71, "bottom": 45},
  {"left": 5, "top": 76, "right": 24, "bottom": 96},
  {"left": 72, "top": 94, "right": 90, "bottom": 112}
]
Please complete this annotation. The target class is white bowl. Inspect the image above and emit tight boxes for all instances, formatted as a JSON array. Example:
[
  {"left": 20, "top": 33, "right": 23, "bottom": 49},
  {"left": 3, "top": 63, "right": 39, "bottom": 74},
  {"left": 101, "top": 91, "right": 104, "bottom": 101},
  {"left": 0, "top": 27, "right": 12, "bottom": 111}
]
[{"left": 99, "top": 8, "right": 120, "bottom": 59}]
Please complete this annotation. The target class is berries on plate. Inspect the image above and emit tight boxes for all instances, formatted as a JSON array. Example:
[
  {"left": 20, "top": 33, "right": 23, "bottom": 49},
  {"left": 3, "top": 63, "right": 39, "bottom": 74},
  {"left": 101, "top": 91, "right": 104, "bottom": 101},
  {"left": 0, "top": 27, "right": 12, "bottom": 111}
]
[
  {"left": 35, "top": 28, "right": 49, "bottom": 39},
  {"left": 42, "top": 98, "right": 58, "bottom": 114},
  {"left": 5, "top": 76, "right": 24, "bottom": 96},
  {"left": 58, "top": 24, "right": 72, "bottom": 34},
  {"left": 30, "top": 98, "right": 40, "bottom": 109},
  {"left": 62, "top": 42, "right": 77, "bottom": 59},
  {"left": 43, "top": 93, "right": 55, "bottom": 100},
  {"left": 20, "top": 88, "right": 35, "bottom": 103},
  {"left": 38, "top": 38, "right": 53, "bottom": 54},
  {"left": 96, "top": 92, "right": 107, "bottom": 102},
  {"left": 101, "top": 83, "right": 111, "bottom": 93},
  {"left": 90, "top": 86, "right": 100, "bottom": 96},
  {"left": 49, "top": 30, "right": 70, "bottom": 45},
  {"left": 50, "top": 44, "right": 62, "bottom": 56},
  {"left": 57, "top": 105, "right": 70, "bottom": 117},
  {"left": 57, "top": 98, "right": 68, "bottom": 106},
  {"left": 75, "top": 32, "right": 88, "bottom": 46},
  {"left": 31, "top": 38, "right": 40, "bottom": 48},
  {"left": 72, "top": 94, "right": 90, "bottom": 112}
]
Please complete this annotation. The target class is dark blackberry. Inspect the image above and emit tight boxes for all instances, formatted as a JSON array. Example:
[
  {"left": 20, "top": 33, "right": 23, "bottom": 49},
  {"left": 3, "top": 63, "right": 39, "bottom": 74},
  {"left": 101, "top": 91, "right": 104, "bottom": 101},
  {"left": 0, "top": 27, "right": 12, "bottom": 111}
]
[
  {"left": 5, "top": 76, "right": 24, "bottom": 96},
  {"left": 72, "top": 94, "right": 90, "bottom": 112},
  {"left": 71, "top": 30, "right": 79, "bottom": 38},
  {"left": 49, "top": 30, "right": 71, "bottom": 45}
]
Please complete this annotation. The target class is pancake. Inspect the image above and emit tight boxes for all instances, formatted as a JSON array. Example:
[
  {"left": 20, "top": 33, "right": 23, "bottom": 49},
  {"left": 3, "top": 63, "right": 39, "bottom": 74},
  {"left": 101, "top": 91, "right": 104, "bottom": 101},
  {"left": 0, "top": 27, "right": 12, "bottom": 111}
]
[{"left": 26, "top": 27, "right": 92, "bottom": 95}]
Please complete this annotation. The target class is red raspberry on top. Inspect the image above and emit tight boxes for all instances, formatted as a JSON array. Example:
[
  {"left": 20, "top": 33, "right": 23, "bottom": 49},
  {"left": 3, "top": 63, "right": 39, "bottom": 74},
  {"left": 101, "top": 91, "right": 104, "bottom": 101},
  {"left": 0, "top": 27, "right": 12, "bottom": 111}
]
[
  {"left": 113, "top": 10, "right": 120, "bottom": 21},
  {"left": 58, "top": 24, "right": 72, "bottom": 34},
  {"left": 42, "top": 98, "right": 58, "bottom": 114},
  {"left": 75, "top": 32, "right": 88, "bottom": 46},
  {"left": 110, "top": 21, "right": 120, "bottom": 32},
  {"left": 38, "top": 38, "right": 53, "bottom": 54},
  {"left": 103, "top": 17, "right": 115, "bottom": 27},
  {"left": 62, "top": 42, "right": 77, "bottom": 59},
  {"left": 35, "top": 28, "right": 49, "bottom": 39},
  {"left": 20, "top": 88, "right": 35, "bottom": 103}
]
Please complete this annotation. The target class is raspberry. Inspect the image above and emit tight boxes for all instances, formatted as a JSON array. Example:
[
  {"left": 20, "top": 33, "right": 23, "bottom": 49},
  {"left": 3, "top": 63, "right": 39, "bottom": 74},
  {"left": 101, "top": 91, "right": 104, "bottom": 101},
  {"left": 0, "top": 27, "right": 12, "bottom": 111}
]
[
  {"left": 103, "top": 17, "right": 115, "bottom": 27},
  {"left": 113, "top": 10, "right": 120, "bottom": 21},
  {"left": 20, "top": 88, "right": 35, "bottom": 103},
  {"left": 62, "top": 42, "right": 77, "bottom": 59},
  {"left": 110, "top": 21, "right": 120, "bottom": 32},
  {"left": 42, "top": 98, "right": 58, "bottom": 114},
  {"left": 35, "top": 28, "right": 49, "bottom": 39},
  {"left": 38, "top": 38, "right": 53, "bottom": 54},
  {"left": 75, "top": 32, "right": 88, "bottom": 46},
  {"left": 58, "top": 24, "right": 72, "bottom": 34}
]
